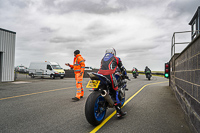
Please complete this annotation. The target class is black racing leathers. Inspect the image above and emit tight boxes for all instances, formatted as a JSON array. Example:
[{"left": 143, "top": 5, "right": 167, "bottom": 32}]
[{"left": 98, "top": 53, "right": 123, "bottom": 91}]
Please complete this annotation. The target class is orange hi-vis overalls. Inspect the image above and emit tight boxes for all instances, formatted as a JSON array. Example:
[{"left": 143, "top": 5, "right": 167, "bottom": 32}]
[{"left": 69, "top": 54, "right": 85, "bottom": 99}]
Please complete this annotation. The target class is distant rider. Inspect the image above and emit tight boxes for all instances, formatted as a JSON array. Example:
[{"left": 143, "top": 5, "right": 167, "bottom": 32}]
[
  {"left": 144, "top": 66, "right": 151, "bottom": 77},
  {"left": 98, "top": 48, "right": 127, "bottom": 118},
  {"left": 132, "top": 67, "right": 138, "bottom": 72},
  {"left": 132, "top": 67, "right": 138, "bottom": 76}
]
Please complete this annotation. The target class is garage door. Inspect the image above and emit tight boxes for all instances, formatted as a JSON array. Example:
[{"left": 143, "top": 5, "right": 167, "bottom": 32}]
[{"left": 0, "top": 52, "right": 2, "bottom": 82}]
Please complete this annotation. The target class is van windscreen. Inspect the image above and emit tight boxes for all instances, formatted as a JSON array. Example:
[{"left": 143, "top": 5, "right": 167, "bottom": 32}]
[{"left": 52, "top": 65, "right": 62, "bottom": 69}]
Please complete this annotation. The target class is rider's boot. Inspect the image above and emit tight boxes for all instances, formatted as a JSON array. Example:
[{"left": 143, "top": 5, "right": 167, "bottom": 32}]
[{"left": 115, "top": 103, "right": 127, "bottom": 118}]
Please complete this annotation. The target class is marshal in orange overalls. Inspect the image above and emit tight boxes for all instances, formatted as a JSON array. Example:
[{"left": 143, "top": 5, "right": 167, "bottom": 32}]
[{"left": 68, "top": 54, "right": 85, "bottom": 100}]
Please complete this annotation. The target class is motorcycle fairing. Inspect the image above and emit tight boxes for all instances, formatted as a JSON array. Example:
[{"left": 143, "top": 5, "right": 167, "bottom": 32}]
[{"left": 87, "top": 72, "right": 111, "bottom": 85}]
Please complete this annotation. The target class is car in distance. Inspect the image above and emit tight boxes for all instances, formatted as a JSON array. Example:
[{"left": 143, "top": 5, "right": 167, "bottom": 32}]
[{"left": 15, "top": 65, "right": 27, "bottom": 73}]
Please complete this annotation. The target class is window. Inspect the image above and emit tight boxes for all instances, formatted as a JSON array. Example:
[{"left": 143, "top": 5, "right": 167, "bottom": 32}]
[
  {"left": 47, "top": 65, "right": 52, "bottom": 70},
  {"left": 192, "top": 21, "right": 196, "bottom": 35},
  {"left": 51, "top": 65, "right": 62, "bottom": 69},
  {"left": 192, "top": 21, "right": 197, "bottom": 40}
]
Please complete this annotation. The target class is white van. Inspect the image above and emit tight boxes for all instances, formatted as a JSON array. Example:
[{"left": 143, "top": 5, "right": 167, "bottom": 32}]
[
  {"left": 28, "top": 61, "right": 65, "bottom": 79},
  {"left": 84, "top": 66, "right": 93, "bottom": 70}
]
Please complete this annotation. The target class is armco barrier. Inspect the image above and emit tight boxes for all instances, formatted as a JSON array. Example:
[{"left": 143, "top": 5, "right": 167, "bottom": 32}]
[
  {"left": 64, "top": 69, "right": 99, "bottom": 78},
  {"left": 65, "top": 70, "right": 164, "bottom": 78},
  {"left": 138, "top": 72, "right": 164, "bottom": 76}
]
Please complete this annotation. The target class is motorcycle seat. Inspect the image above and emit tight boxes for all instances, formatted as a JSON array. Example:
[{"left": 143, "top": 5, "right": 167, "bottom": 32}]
[{"left": 87, "top": 72, "right": 111, "bottom": 84}]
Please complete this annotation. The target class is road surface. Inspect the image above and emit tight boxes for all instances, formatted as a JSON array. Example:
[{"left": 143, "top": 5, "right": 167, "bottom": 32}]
[{"left": 0, "top": 74, "right": 192, "bottom": 133}]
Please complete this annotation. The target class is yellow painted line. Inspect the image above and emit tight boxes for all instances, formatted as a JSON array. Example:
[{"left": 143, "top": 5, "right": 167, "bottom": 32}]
[
  {"left": 0, "top": 87, "right": 74, "bottom": 101},
  {"left": 90, "top": 81, "right": 168, "bottom": 133},
  {"left": 90, "top": 110, "right": 117, "bottom": 133}
]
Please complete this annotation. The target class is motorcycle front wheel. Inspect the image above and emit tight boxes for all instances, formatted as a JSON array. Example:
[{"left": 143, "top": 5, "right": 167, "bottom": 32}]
[{"left": 85, "top": 91, "right": 107, "bottom": 126}]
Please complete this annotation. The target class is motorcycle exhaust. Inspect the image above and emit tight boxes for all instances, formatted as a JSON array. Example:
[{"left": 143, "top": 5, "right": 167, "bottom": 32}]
[{"left": 101, "top": 90, "right": 114, "bottom": 108}]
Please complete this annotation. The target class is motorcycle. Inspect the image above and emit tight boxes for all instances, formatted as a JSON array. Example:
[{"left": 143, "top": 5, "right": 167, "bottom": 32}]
[
  {"left": 132, "top": 71, "right": 137, "bottom": 78},
  {"left": 145, "top": 71, "right": 151, "bottom": 80},
  {"left": 85, "top": 72, "right": 129, "bottom": 126}
]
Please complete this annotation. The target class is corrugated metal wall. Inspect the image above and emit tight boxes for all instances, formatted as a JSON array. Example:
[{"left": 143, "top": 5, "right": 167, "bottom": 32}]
[{"left": 0, "top": 28, "right": 16, "bottom": 82}]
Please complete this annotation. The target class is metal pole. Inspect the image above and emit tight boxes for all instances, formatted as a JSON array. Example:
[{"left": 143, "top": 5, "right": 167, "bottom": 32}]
[
  {"left": 174, "top": 33, "right": 175, "bottom": 56},
  {"left": 171, "top": 35, "right": 173, "bottom": 57},
  {"left": 14, "top": 67, "right": 17, "bottom": 81},
  {"left": 170, "top": 30, "right": 199, "bottom": 57}
]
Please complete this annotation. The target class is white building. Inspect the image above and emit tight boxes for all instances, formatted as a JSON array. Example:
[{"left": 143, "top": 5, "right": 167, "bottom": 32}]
[{"left": 0, "top": 28, "right": 16, "bottom": 82}]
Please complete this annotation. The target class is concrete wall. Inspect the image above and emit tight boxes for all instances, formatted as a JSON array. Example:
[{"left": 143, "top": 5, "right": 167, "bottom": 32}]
[{"left": 169, "top": 34, "right": 200, "bottom": 133}]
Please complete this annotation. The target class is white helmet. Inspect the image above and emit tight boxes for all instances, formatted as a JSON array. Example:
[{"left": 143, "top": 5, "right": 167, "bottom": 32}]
[{"left": 105, "top": 48, "right": 116, "bottom": 56}]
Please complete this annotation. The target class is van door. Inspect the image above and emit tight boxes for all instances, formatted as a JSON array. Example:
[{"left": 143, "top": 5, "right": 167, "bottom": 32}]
[{"left": 46, "top": 64, "right": 53, "bottom": 75}]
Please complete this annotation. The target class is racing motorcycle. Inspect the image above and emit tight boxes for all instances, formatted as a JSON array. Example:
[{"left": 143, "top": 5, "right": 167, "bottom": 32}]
[
  {"left": 85, "top": 72, "right": 130, "bottom": 126},
  {"left": 132, "top": 70, "right": 137, "bottom": 78},
  {"left": 145, "top": 71, "right": 151, "bottom": 80}
]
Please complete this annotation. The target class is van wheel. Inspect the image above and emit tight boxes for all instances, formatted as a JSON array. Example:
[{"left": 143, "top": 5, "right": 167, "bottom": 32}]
[
  {"left": 31, "top": 74, "right": 35, "bottom": 78},
  {"left": 50, "top": 74, "right": 55, "bottom": 79},
  {"left": 60, "top": 77, "right": 64, "bottom": 79}
]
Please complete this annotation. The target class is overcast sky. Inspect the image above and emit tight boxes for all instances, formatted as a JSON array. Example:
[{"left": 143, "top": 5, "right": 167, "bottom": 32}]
[{"left": 1, "top": 0, "right": 199, "bottom": 71}]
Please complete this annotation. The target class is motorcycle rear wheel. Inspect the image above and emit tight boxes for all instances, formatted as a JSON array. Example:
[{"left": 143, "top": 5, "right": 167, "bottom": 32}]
[
  {"left": 147, "top": 74, "right": 151, "bottom": 80},
  {"left": 85, "top": 91, "right": 107, "bottom": 126},
  {"left": 133, "top": 74, "right": 137, "bottom": 78}
]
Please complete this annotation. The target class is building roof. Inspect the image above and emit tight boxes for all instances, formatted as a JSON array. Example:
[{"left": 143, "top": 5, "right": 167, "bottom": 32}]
[
  {"left": 189, "top": 6, "right": 200, "bottom": 25},
  {"left": 0, "top": 28, "right": 16, "bottom": 34}
]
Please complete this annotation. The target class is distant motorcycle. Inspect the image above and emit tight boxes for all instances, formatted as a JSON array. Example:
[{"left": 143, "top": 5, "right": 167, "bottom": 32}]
[
  {"left": 85, "top": 72, "right": 130, "bottom": 126},
  {"left": 132, "top": 70, "right": 137, "bottom": 78},
  {"left": 145, "top": 71, "right": 151, "bottom": 80}
]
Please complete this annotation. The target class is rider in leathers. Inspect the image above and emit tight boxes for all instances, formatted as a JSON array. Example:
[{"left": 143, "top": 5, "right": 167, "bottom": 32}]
[
  {"left": 98, "top": 48, "right": 127, "bottom": 118},
  {"left": 144, "top": 66, "right": 151, "bottom": 78}
]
